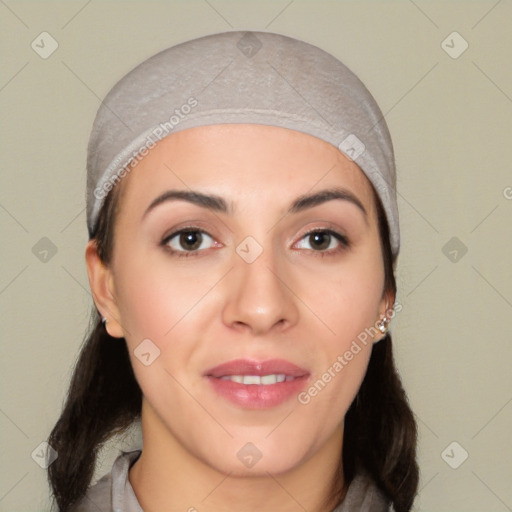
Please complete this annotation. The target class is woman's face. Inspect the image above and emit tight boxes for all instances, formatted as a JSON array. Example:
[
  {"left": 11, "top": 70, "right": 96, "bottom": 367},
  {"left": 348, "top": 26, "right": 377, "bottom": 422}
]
[{"left": 93, "top": 124, "right": 389, "bottom": 476}]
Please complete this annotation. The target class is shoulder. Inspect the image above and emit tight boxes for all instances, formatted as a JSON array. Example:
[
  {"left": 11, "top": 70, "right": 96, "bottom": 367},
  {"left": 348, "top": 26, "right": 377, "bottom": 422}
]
[
  {"left": 333, "top": 471, "right": 392, "bottom": 512},
  {"left": 69, "top": 450, "right": 142, "bottom": 512},
  {"left": 69, "top": 472, "right": 112, "bottom": 512}
]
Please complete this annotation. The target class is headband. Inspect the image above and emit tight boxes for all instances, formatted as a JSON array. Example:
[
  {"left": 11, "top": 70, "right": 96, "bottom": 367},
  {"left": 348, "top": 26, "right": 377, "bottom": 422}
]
[{"left": 86, "top": 31, "right": 399, "bottom": 256}]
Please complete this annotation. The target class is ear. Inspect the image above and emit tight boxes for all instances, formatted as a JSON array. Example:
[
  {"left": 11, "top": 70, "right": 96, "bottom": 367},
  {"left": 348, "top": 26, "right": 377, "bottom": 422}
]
[
  {"left": 378, "top": 288, "right": 395, "bottom": 317},
  {"left": 85, "top": 240, "right": 124, "bottom": 338},
  {"left": 375, "top": 288, "right": 396, "bottom": 342}
]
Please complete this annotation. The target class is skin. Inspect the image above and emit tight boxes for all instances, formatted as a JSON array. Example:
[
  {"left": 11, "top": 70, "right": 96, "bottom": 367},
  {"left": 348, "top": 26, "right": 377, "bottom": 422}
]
[{"left": 86, "top": 124, "right": 392, "bottom": 512}]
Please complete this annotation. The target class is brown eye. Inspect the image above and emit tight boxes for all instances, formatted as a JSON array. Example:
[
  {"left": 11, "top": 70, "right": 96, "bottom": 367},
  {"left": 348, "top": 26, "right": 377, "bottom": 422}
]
[
  {"left": 308, "top": 232, "right": 331, "bottom": 251},
  {"left": 164, "top": 230, "right": 214, "bottom": 252},
  {"left": 179, "top": 231, "right": 203, "bottom": 251},
  {"left": 295, "top": 229, "right": 349, "bottom": 253}
]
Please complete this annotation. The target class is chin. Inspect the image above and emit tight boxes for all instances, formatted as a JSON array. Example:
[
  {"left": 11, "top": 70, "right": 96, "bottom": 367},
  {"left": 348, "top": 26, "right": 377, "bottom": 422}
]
[{"left": 187, "top": 427, "right": 321, "bottom": 478}]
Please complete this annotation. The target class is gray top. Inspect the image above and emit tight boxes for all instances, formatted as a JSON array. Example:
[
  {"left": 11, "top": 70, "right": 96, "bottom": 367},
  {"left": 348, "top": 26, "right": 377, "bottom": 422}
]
[{"left": 70, "top": 451, "right": 391, "bottom": 512}]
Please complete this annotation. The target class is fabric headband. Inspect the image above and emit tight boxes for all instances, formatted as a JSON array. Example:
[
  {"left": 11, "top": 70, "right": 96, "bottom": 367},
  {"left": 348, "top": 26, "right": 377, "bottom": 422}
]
[{"left": 86, "top": 30, "right": 399, "bottom": 256}]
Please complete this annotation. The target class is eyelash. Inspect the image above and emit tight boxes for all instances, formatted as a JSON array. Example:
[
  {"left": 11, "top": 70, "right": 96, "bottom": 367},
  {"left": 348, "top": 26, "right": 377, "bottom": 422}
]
[
  {"left": 299, "top": 228, "right": 350, "bottom": 257},
  {"left": 161, "top": 227, "right": 350, "bottom": 259}
]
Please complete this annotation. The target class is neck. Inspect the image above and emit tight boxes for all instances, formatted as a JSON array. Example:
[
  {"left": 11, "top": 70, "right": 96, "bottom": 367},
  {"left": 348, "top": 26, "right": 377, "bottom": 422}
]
[{"left": 129, "top": 400, "right": 345, "bottom": 512}]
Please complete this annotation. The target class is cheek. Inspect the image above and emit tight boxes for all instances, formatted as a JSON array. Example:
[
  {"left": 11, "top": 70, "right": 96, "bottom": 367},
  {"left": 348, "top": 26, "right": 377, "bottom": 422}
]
[
  {"left": 305, "top": 274, "right": 378, "bottom": 389},
  {"left": 113, "top": 263, "right": 216, "bottom": 405},
  {"left": 294, "top": 254, "right": 383, "bottom": 410},
  {"left": 113, "top": 254, "right": 219, "bottom": 343},
  {"left": 305, "top": 260, "right": 384, "bottom": 342}
]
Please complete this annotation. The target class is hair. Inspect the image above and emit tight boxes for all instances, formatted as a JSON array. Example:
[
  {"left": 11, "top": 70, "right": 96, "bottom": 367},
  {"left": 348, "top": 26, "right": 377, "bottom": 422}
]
[
  {"left": 339, "top": 190, "right": 419, "bottom": 512},
  {"left": 48, "top": 177, "right": 418, "bottom": 511}
]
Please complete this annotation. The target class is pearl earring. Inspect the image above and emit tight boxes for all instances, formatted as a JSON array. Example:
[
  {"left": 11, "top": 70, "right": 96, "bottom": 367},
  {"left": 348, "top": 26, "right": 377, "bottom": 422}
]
[{"left": 377, "top": 316, "right": 388, "bottom": 334}]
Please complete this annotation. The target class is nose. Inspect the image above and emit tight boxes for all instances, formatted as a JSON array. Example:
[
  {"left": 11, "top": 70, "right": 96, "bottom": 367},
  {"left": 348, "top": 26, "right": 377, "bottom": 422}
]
[{"left": 221, "top": 248, "right": 299, "bottom": 336}]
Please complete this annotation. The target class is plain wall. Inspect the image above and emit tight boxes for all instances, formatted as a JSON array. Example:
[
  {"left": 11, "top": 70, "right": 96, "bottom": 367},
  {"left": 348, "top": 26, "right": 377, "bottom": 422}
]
[{"left": 0, "top": 1, "right": 511, "bottom": 511}]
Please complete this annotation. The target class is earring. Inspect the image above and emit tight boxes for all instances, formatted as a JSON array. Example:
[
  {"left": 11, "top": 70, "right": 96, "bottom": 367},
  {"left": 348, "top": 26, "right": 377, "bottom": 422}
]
[
  {"left": 377, "top": 316, "right": 388, "bottom": 334},
  {"left": 102, "top": 317, "right": 108, "bottom": 326}
]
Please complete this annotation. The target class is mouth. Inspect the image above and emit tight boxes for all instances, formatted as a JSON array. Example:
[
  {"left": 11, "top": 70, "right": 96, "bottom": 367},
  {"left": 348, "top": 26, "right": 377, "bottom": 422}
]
[
  {"left": 204, "top": 359, "right": 310, "bottom": 409},
  {"left": 219, "top": 374, "right": 294, "bottom": 384}
]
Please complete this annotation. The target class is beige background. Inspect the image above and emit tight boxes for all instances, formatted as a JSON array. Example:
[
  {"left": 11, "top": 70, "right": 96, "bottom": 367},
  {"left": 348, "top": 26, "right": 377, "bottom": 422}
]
[{"left": 1, "top": 1, "right": 511, "bottom": 511}]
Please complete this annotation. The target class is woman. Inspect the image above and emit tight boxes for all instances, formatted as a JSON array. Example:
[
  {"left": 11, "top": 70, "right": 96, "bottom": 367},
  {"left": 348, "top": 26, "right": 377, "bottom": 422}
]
[{"left": 48, "top": 31, "right": 418, "bottom": 512}]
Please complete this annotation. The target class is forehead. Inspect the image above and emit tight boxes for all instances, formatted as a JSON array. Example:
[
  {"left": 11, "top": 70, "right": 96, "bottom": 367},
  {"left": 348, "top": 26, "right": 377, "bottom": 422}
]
[{"left": 116, "top": 124, "right": 377, "bottom": 218}]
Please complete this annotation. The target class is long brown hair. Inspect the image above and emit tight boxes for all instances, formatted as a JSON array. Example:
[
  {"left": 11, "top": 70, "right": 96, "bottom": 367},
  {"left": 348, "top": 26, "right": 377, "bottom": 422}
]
[{"left": 48, "top": 181, "right": 418, "bottom": 511}]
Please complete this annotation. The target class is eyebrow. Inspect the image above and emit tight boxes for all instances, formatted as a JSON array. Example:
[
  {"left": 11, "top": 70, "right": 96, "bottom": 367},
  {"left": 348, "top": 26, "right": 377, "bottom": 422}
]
[
  {"left": 143, "top": 187, "right": 367, "bottom": 220},
  {"left": 289, "top": 188, "right": 367, "bottom": 218}
]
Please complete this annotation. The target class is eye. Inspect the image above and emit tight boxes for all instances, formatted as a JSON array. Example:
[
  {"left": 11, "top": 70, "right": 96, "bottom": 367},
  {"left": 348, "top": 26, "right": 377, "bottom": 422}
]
[
  {"left": 295, "top": 230, "right": 348, "bottom": 253},
  {"left": 163, "top": 229, "right": 216, "bottom": 253}
]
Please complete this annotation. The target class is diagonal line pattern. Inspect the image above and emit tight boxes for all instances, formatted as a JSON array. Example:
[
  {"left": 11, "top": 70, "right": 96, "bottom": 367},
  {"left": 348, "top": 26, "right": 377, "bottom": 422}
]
[
  {"left": 198, "top": 59, "right": 234, "bottom": 96},
  {"left": 470, "top": 205, "right": 499, "bottom": 233},
  {"left": 61, "top": 61, "right": 132, "bottom": 130},
  {"left": 163, "top": 368, "right": 233, "bottom": 438},
  {"left": 267, "top": 62, "right": 333, "bottom": 128},
  {"left": 398, "top": 191, "right": 439, "bottom": 233},
  {"left": 0, "top": 265, "right": 29, "bottom": 296},
  {"left": 60, "top": 207, "right": 86, "bottom": 233},
  {"left": 472, "top": 396, "right": 512, "bottom": 439},
  {"left": 61, "top": 265, "right": 91, "bottom": 297},
  {"left": 408, "top": 0, "right": 439, "bottom": 29},
  {"left": 61, "top": 0, "right": 92, "bottom": 29},
  {"left": 472, "top": 471, "right": 512, "bottom": 511},
  {"left": 419, "top": 472, "right": 439, "bottom": 493},
  {"left": 472, "top": 0, "right": 503, "bottom": 29},
  {"left": 265, "top": 266, "right": 336, "bottom": 335},
  {"left": 0, "top": 62, "right": 29, "bottom": 93},
  {"left": 202, "top": 0, "right": 234, "bottom": 28},
  {"left": 0, "top": 0, "right": 29, "bottom": 28},
  {"left": 0, "top": 407, "right": 29, "bottom": 439},
  {"left": 369, "top": 63, "right": 439, "bottom": 132},
  {"left": 472, "top": 61, "right": 512, "bottom": 104},
  {"left": 201, "top": 472, "right": 233, "bottom": 503},
  {"left": 164, "top": 267, "right": 233, "bottom": 336},
  {"left": 471, "top": 265, "right": 512, "bottom": 308},
  {"left": 265, "top": 410, "right": 294, "bottom": 438},
  {"left": 0, "top": 472, "right": 29, "bottom": 503},
  {"left": 414, "top": 412, "right": 439, "bottom": 438},
  {"left": 406, "top": 265, "right": 439, "bottom": 297},
  {"left": 265, "top": 472, "right": 308, "bottom": 511},
  {"left": 77, "top": 494, "right": 103, "bottom": 512},
  {"left": 265, "top": 0, "right": 295, "bottom": 28},
  {"left": 0, "top": 203, "right": 29, "bottom": 232}
]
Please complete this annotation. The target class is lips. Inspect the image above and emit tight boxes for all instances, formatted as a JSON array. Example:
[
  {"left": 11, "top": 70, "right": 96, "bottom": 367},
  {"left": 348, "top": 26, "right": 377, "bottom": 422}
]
[
  {"left": 204, "top": 359, "right": 310, "bottom": 409},
  {"left": 220, "top": 374, "right": 291, "bottom": 385}
]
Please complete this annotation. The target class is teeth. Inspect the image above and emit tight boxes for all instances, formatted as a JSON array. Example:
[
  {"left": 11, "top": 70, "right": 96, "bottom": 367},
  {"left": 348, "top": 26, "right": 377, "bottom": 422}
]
[
  {"left": 219, "top": 374, "right": 289, "bottom": 385},
  {"left": 260, "top": 374, "right": 276, "bottom": 385}
]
